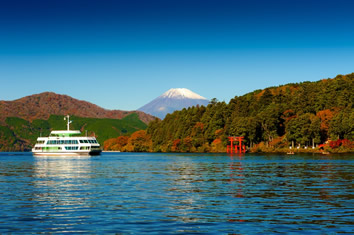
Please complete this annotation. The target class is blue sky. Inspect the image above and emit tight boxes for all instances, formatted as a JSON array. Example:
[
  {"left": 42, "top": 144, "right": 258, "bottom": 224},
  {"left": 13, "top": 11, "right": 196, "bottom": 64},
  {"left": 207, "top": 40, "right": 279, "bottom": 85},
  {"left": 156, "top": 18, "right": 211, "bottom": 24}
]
[{"left": 1, "top": 0, "right": 354, "bottom": 110}]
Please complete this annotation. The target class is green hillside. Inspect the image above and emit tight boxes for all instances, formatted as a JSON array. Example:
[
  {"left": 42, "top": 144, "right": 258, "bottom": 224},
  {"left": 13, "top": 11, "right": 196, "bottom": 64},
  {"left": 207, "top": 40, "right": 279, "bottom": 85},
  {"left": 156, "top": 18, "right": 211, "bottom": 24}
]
[
  {"left": 146, "top": 73, "right": 354, "bottom": 153},
  {"left": 0, "top": 113, "right": 147, "bottom": 151}
]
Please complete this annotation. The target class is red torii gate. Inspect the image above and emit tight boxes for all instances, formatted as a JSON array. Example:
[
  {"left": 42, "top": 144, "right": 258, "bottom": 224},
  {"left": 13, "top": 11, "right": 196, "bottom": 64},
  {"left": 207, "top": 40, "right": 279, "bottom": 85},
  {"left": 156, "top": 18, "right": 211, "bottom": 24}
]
[{"left": 227, "top": 136, "right": 246, "bottom": 154}]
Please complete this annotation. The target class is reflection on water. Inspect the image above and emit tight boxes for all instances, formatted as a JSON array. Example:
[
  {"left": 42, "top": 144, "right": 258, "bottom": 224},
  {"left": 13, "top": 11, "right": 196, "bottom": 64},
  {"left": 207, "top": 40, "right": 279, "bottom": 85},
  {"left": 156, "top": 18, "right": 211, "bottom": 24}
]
[
  {"left": 0, "top": 155, "right": 96, "bottom": 233},
  {"left": 229, "top": 155, "right": 244, "bottom": 199},
  {"left": 33, "top": 156, "right": 93, "bottom": 208},
  {"left": 0, "top": 152, "right": 352, "bottom": 233},
  {"left": 166, "top": 160, "right": 203, "bottom": 223}
]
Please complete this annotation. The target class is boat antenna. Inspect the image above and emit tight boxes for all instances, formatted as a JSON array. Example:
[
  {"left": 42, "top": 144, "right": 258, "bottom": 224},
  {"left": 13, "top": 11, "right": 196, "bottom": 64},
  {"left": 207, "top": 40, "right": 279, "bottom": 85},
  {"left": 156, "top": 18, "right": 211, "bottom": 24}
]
[{"left": 64, "top": 115, "right": 72, "bottom": 131}]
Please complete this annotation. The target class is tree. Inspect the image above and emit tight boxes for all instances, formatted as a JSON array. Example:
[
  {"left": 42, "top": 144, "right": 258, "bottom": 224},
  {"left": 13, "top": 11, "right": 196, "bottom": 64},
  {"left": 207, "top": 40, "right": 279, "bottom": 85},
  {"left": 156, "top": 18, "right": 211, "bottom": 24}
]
[
  {"left": 286, "top": 113, "right": 321, "bottom": 146},
  {"left": 104, "top": 136, "right": 130, "bottom": 151},
  {"left": 329, "top": 109, "right": 354, "bottom": 140},
  {"left": 125, "top": 130, "right": 152, "bottom": 152},
  {"left": 316, "top": 109, "right": 336, "bottom": 141},
  {"left": 209, "top": 98, "right": 219, "bottom": 105},
  {"left": 191, "top": 122, "right": 204, "bottom": 148},
  {"left": 257, "top": 104, "right": 283, "bottom": 144}
]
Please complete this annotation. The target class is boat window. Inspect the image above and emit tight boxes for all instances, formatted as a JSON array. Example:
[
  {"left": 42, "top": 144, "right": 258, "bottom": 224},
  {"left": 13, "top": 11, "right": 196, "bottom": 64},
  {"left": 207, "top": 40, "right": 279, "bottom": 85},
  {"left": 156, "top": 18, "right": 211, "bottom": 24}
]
[
  {"left": 84, "top": 140, "right": 89, "bottom": 143},
  {"left": 65, "top": 146, "right": 78, "bottom": 150},
  {"left": 42, "top": 146, "right": 62, "bottom": 151}
]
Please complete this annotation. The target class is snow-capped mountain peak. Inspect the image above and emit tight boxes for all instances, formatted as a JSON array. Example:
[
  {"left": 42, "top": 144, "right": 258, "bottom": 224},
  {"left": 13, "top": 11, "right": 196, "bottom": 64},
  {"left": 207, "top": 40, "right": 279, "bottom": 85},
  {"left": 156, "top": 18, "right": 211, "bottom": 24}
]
[
  {"left": 138, "top": 88, "right": 209, "bottom": 119},
  {"left": 160, "top": 88, "right": 207, "bottom": 100}
]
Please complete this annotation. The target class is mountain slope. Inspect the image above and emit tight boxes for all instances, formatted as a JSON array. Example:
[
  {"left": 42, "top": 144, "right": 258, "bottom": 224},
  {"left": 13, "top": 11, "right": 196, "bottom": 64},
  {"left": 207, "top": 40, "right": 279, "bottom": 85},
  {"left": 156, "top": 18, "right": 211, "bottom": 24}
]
[
  {"left": 0, "top": 114, "right": 148, "bottom": 151},
  {"left": 0, "top": 92, "right": 155, "bottom": 151},
  {"left": 138, "top": 88, "right": 209, "bottom": 119},
  {"left": 0, "top": 92, "right": 155, "bottom": 124}
]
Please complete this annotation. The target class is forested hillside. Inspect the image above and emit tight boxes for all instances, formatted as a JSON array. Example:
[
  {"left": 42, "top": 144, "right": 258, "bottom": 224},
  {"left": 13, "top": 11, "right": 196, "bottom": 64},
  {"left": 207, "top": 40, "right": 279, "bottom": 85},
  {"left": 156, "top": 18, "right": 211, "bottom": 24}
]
[
  {"left": 0, "top": 114, "right": 147, "bottom": 151},
  {"left": 0, "top": 92, "right": 155, "bottom": 124},
  {"left": 105, "top": 73, "right": 353, "bottom": 153}
]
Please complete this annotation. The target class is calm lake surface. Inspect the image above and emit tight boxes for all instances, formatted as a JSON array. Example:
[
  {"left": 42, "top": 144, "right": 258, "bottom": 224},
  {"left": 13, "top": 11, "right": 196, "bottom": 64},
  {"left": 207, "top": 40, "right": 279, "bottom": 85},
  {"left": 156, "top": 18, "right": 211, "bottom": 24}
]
[{"left": 0, "top": 152, "right": 353, "bottom": 234}]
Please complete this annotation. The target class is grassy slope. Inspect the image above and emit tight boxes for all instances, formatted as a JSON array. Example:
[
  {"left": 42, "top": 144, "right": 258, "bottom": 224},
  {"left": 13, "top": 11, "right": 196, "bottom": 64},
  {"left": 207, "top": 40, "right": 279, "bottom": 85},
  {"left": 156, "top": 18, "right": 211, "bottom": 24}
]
[{"left": 0, "top": 113, "right": 147, "bottom": 151}]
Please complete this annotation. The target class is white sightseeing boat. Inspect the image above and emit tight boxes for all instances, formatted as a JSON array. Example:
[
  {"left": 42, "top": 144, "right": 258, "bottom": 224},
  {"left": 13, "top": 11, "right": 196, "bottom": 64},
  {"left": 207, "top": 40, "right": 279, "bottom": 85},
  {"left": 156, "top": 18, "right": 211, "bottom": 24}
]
[{"left": 32, "top": 115, "right": 102, "bottom": 156}]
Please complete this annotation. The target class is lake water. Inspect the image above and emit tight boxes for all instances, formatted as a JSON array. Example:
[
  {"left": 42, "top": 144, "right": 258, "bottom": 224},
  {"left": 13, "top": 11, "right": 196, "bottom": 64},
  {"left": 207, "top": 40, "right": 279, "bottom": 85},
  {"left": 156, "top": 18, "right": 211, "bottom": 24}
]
[{"left": 0, "top": 152, "right": 353, "bottom": 234}]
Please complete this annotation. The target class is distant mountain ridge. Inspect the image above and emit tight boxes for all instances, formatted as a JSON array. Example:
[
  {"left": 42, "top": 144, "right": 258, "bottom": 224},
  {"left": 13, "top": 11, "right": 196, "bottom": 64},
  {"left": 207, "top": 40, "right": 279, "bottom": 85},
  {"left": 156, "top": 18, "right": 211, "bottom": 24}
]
[
  {"left": 138, "top": 88, "right": 210, "bottom": 119},
  {"left": 0, "top": 92, "right": 155, "bottom": 124}
]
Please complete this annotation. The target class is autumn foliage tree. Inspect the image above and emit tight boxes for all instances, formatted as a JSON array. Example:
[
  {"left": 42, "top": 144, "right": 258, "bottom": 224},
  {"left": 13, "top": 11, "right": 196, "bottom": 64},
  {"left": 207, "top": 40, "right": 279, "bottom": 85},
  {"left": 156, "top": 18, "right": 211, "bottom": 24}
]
[
  {"left": 104, "top": 136, "right": 129, "bottom": 151},
  {"left": 124, "top": 130, "right": 152, "bottom": 152},
  {"left": 104, "top": 130, "right": 152, "bottom": 152}
]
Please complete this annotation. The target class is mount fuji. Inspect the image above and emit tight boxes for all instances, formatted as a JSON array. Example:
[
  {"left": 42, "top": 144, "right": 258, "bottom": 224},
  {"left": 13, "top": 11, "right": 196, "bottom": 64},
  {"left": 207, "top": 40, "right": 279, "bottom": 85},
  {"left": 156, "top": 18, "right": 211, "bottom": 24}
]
[{"left": 138, "top": 88, "right": 210, "bottom": 119}]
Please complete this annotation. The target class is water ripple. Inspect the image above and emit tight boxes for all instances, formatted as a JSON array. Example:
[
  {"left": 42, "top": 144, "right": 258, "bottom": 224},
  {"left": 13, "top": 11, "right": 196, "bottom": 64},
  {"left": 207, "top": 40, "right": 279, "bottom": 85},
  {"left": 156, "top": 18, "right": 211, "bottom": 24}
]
[{"left": 0, "top": 152, "right": 352, "bottom": 233}]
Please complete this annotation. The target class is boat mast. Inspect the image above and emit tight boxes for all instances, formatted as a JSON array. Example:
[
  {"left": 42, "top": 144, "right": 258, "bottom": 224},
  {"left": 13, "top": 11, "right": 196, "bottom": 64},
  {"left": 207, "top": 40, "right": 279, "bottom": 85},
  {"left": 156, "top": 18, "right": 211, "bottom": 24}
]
[{"left": 64, "top": 115, "right": 72, "bottom": 131}]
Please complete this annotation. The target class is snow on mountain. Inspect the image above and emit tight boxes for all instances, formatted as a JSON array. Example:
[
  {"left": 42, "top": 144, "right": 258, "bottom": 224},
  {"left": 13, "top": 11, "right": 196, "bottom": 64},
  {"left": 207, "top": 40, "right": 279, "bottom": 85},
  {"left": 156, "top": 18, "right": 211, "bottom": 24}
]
[
  {"left": 161, "top": 88, "right": 208, "bottom": 100},
  {"left": 138, "top": 88, "right": 209, "bottom": 119}
]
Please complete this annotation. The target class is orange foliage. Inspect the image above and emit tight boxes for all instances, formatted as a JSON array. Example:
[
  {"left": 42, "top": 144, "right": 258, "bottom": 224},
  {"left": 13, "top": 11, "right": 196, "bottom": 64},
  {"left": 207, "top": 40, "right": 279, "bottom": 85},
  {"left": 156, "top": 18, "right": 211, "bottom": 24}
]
[
  {"left": 194, "top": 122, "right": 204, "bottom": 130},
  {"left": 254, "top": 85, "right": 298, "bottom": 100},
  {"left": 212, "top": 138, "right": 222, "bottom": 145},
  {"left": 125, "top": 130, "right": 152, "bottom": 152},
  {"left": 191, "top": 122, "right": 204, "bottom": 137},
  {"left": 104, "top": 130, "right": 152, "bottom": 152},
  {"left": 104, "top": 136, "right": 129, "bottom": 151},
  {"left": 211, "top": 138, "right": 224, "bottom": 152},
  {"left": 316, "top": 109, "right": 335, "bottom": 131},
  {"left": 214, "top": 129, "right": 224, "bottom": 138},
  {"left": 171, "top": 139, "right": 181, "bottom": 152},
  {"left": 269, "top": 136, "right": 284, "bottom": 147},
  {"left": 282, "top": 109, "right": 296, "bottom": 122},
  {"left": 104, "top": 138, "right": 116, "bottom": 150},
  {"left": 183, "top": 136, "right": 193, "bottom": 152},
  {"left": 130, "top": 130, "right": 147, "bottom": 140}
]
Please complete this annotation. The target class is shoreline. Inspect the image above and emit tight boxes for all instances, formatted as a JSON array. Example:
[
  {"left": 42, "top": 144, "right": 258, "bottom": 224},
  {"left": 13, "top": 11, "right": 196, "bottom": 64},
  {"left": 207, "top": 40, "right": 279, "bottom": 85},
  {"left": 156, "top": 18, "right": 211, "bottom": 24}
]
[{"left": 1, "top": 149, "right": 353, "bottom": 155}]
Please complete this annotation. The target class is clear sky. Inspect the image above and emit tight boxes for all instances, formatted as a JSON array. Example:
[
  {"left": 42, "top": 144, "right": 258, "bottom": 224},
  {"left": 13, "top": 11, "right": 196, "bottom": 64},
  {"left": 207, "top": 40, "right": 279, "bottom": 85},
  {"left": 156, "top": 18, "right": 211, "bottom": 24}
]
[{"left": 1, "top": 0, "right": 354, "bottom": 110}]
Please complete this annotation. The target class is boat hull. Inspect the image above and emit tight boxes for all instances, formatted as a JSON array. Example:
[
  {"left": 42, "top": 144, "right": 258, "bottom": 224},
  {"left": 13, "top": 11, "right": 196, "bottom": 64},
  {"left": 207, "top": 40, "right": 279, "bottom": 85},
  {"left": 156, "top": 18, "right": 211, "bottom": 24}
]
[{"left": 32, "top": 150, "right": 101, "bottom": 156}]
